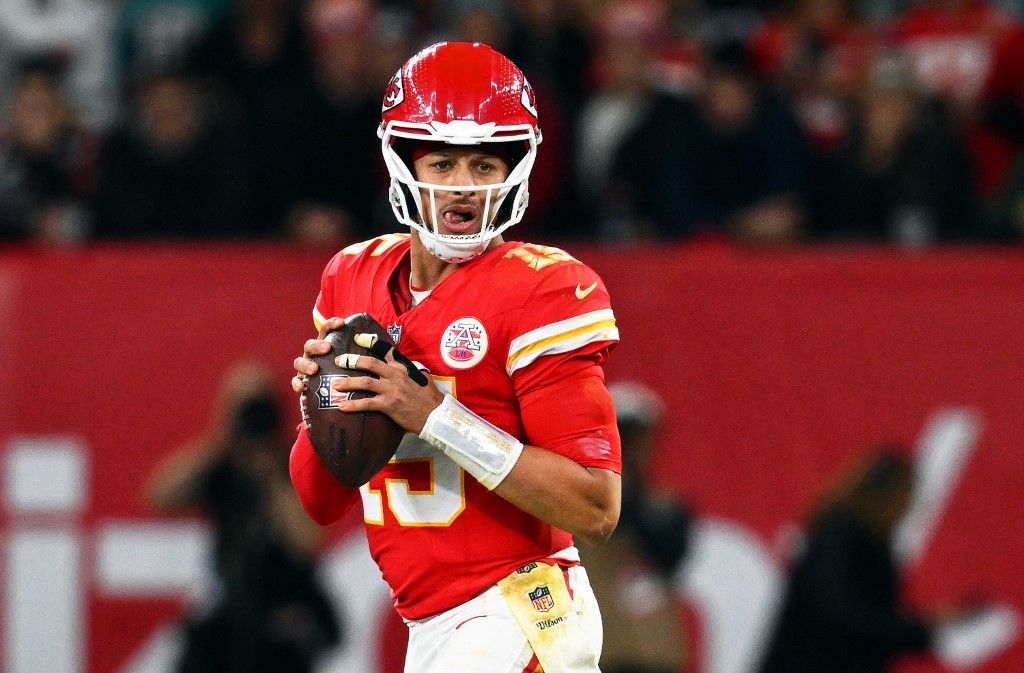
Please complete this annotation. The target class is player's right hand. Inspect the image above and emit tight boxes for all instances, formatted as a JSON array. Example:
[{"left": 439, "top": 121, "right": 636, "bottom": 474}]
[{"left": 291, "top": 316, "right": 347, "bottom": 393}]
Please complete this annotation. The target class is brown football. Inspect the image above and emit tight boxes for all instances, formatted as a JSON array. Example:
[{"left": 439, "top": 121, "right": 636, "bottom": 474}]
[{"left": 299, "top": 313, "right": 405, "bottom": 487}]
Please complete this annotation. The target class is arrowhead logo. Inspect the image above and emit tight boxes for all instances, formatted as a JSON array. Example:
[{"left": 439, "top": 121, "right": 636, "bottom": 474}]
[{"left": 575, "top": 282, "right": 598, "bottom": 300}]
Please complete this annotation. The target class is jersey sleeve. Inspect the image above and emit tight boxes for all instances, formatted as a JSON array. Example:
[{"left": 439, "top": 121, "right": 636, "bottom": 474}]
[
  {"left": 507, "top": 254, "right": 621, "bottom": 471},
  {"left": 289, "top": 423, "right": 360, "bottom": 525},
  {"left": 507, "top": 257, "right": 619, "bottom": 395},
  {"left": 312, "top": 251, "right": 344, "bottom": 331},
  {"left": 518, "top": 357, "right": 621, "bottom": 472}
]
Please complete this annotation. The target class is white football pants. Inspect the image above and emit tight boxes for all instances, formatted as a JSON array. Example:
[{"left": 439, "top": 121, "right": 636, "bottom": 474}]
[{"left": 403, "top": 564, "right": 603, "bottom": 673}]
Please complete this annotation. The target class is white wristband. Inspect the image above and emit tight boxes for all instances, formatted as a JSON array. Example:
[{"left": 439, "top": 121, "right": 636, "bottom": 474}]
[{"left": 419, "top": 395, "right": 524, "bottom": 490}]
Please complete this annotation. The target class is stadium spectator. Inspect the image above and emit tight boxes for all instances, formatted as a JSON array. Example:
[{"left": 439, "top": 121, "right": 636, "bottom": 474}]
[
  {"left": 811, "top": 53, "right": 977, "bottom": 243},
  {"left": 756, "top": 449, "right": 966, "bottom": 673},
  {"left": 93, "top": 66, "right": 251, "bottom": 238},
  {"left": 187, "top": 0, "right": 316, "bottom": 235},
  {"left": 579, "top": 381, "right": 693, "bottom": 673},
  {"left": 148, "top": 360, "right": 341, "bottom": 673},
  {"left": 0, "top": 57, "right": 98, "bottom": 243},
  {"left": 573, "top": 1, "right": 694, "bottom": 242},
  {"left": 118, "top": 0, "right": 229, "bottom": 82},
  {"left": 748, "top": 0, "right": 873, "bottom": 154},
  {"left": 892, "top": 0, "right": 1024, "bottom": 198},
  {"left": 284, "top": 0, "right": 387, "bottom": 245},
  {"left": 671, "top": 40, "right": 808, "bottom": 242},
  {"left": 0, "top": 0, "right": 119, "bottom": 131}
]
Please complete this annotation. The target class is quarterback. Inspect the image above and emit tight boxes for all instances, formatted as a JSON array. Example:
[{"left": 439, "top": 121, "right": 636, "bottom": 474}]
[{"left": 290, "top": 42, "right": 621, "bottom": 673}]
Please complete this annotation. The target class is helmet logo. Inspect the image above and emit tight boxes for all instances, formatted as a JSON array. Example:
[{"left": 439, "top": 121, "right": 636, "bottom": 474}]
[
  {"left": 382, "top": 69, "right": 405, "bottom": 112},
  {"left": 520, "top": 78, "right": 538, "bottom": 118}
]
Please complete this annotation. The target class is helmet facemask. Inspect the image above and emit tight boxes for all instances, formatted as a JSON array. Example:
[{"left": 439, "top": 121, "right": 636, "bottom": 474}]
[{"left": 379, "top": 120, "right": 540, "bottom": 263}]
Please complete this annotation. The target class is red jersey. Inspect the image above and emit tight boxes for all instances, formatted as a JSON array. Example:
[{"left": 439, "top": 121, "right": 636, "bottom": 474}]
[{"left": 290, "top": 234, "right": 621, "bottom": 619}]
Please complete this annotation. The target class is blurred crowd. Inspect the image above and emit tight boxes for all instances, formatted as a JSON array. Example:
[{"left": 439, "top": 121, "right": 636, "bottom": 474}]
[{"left": 4, "top": 0, "right": 1024, "bottom": 247}]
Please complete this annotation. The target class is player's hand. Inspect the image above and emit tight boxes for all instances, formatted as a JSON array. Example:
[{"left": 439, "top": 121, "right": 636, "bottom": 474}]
[
  {"left": 329, "top": 347, "right": 445, "bottom": 434},
  {"left": 291, "top": 317, "right": 347, "bottom": 393}
]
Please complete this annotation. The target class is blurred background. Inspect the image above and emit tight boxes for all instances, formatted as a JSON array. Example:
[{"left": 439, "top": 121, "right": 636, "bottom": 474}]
[{"left": 1, "top": 0, "right": 1023, "bottom": 672}]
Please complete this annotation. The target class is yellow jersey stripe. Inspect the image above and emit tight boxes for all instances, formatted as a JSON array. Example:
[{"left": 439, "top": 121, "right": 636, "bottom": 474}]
[
  {"left": 507, "top": 319, "right": 617, "bottom": 366},
  {"left": 313, "top": 306, "right": 326, "bottom": 331}
]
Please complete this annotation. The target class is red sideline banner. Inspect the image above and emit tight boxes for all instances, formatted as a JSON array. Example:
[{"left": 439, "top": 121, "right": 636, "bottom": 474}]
[{"left": 0, "top": 242, "right": 1022, "bottom": 673}]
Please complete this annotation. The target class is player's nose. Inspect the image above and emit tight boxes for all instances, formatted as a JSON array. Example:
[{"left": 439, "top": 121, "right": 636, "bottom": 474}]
[{"left": 448, "top": 160, "right": 475, "bottom": 191}]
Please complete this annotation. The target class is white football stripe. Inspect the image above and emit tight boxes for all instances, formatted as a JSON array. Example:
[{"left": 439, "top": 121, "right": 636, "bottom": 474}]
[{"left": 506, "top": 309, "right": 618, "bottom": 375}]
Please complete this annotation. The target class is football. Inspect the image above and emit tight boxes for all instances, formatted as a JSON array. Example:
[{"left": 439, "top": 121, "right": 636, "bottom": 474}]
[{"left": 299, "top": 313, "right": 406, "bottom": 488}]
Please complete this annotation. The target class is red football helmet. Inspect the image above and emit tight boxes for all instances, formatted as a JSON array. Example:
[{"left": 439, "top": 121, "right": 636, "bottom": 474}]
[{"left": 377, "top": 42, "right": 542, "bottom": 263}]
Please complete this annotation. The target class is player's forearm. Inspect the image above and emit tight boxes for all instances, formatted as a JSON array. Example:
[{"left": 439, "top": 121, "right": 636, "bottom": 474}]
[
  {"left": 418, "top": 394, "right": 621, "bottom": 542},
  {"left": 495, "top": 448, "right": 621, "bottom": 544},
  {"left": 289, "top": 425, "right": 360, "bottom": 525}
]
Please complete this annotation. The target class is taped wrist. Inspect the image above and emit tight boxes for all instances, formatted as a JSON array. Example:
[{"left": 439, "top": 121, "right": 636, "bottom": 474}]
[{"left": 419, "top": 395, "right": 524, "bottom": 490}]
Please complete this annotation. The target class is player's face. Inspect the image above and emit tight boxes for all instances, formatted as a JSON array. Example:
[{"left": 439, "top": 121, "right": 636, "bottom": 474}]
[{"left": 412, "top": 148, "right": 511, "bottom": 236}]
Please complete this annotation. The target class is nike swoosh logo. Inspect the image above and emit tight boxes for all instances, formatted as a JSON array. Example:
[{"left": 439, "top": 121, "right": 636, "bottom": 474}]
[{"left": 575, "top": 282, "right": 598, "bottom": 300}]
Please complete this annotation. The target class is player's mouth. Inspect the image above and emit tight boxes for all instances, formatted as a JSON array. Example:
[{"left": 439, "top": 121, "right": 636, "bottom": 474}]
[{"left": 439, "top": 205, "right": 480, "bottom": 234}]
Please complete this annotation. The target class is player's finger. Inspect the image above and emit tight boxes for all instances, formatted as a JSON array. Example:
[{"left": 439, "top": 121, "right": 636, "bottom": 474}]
[
  {"left": 335, "top": 353, "right": 390, "bottom": 376},
  {"left": 294, "top": 355, "right": 319, "bottom": 376},
  {"left": 330, "top": 375, "right": 380, "bottom": 394},
  {"left": 316, "top": 316, "right": 346, "bottom": 339},
  {"left": 303, "top": 338, "right": 331, "bottom": 357},
  {"left": 334, "top": 395, "right": 381, "bottom": 413},
  {"left": 291, "top": 374, "right": 307, "bottom": 393},
  {"left": 355, "top": 333, "right": 429, "bottom": 386}
]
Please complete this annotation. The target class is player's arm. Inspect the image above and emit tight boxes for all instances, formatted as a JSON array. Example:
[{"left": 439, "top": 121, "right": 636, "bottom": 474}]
[
  {"left": 492, "top": 364, "right": 621, "bottom": 544},
  {"left": 326, "top": 352, "right": 621, "bottom": 542},
  {"left": 289, "top": 297, "right": 361, "bottom": 523},
  {"left": 289, "top": 423, "right": 360, "bottom": 524}
]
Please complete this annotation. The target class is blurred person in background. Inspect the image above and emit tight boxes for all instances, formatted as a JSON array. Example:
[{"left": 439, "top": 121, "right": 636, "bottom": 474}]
[
  {"left": 0, "top": 0, "right": 119, "bottom": 132},
  {"left": 757, "top": 448, "right": 968, "bottom": 673},
  {"left": 573, "top": 0, "right": 695, "bottom": 242},
  {"left": 669, "top": 39, "right": 808, "bottom": 243},
  {"left": 892, "top": 0, "right": 1024, "bottom": 204},
  {"left": 0, "top": 56, "right": 98, "bottom": 243},
  {"left": 748, "top": 0, "right": 873, "bottom": 161},
  {"left": 92, "top": 66, "right": 251, "bottom": 238},
  {"left": 149, "top": 360, "right": 341, "bottom": 673},
  {"left": 187, "top": 0, "right": 316, "bottom": 236},
  {"left": 579, "top": 381, "right": 693, "bottom": 673},
  {"left": 118, "top": 0, "right": 230, "bottom": 83},
  {"left": 811, "top": 53, "right": 977, "bottom": 243},
  {"left": 285, "top": 0, "right": 385, "bottom": 245}
]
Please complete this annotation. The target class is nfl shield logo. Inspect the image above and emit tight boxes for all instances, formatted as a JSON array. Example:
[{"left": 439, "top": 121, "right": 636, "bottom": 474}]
[
  {"left": 528, "top": 585, "right": 554, "bottom": 613},
  {"left": 316, "top": 374, "right": 350, "bottom": 409},
  {"left": 387, "top": 323, "right": 402, "bottom": 345}
]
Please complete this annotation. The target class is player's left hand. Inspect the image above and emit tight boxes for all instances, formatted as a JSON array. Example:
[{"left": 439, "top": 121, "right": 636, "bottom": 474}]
[{"left": 330, "top": 345, "right": 444, "bottom": 434}]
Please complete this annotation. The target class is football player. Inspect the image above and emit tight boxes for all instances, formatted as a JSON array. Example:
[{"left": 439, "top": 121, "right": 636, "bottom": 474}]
[{"left": 290, "top": 42, "right": 621, "bottom": 673}]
